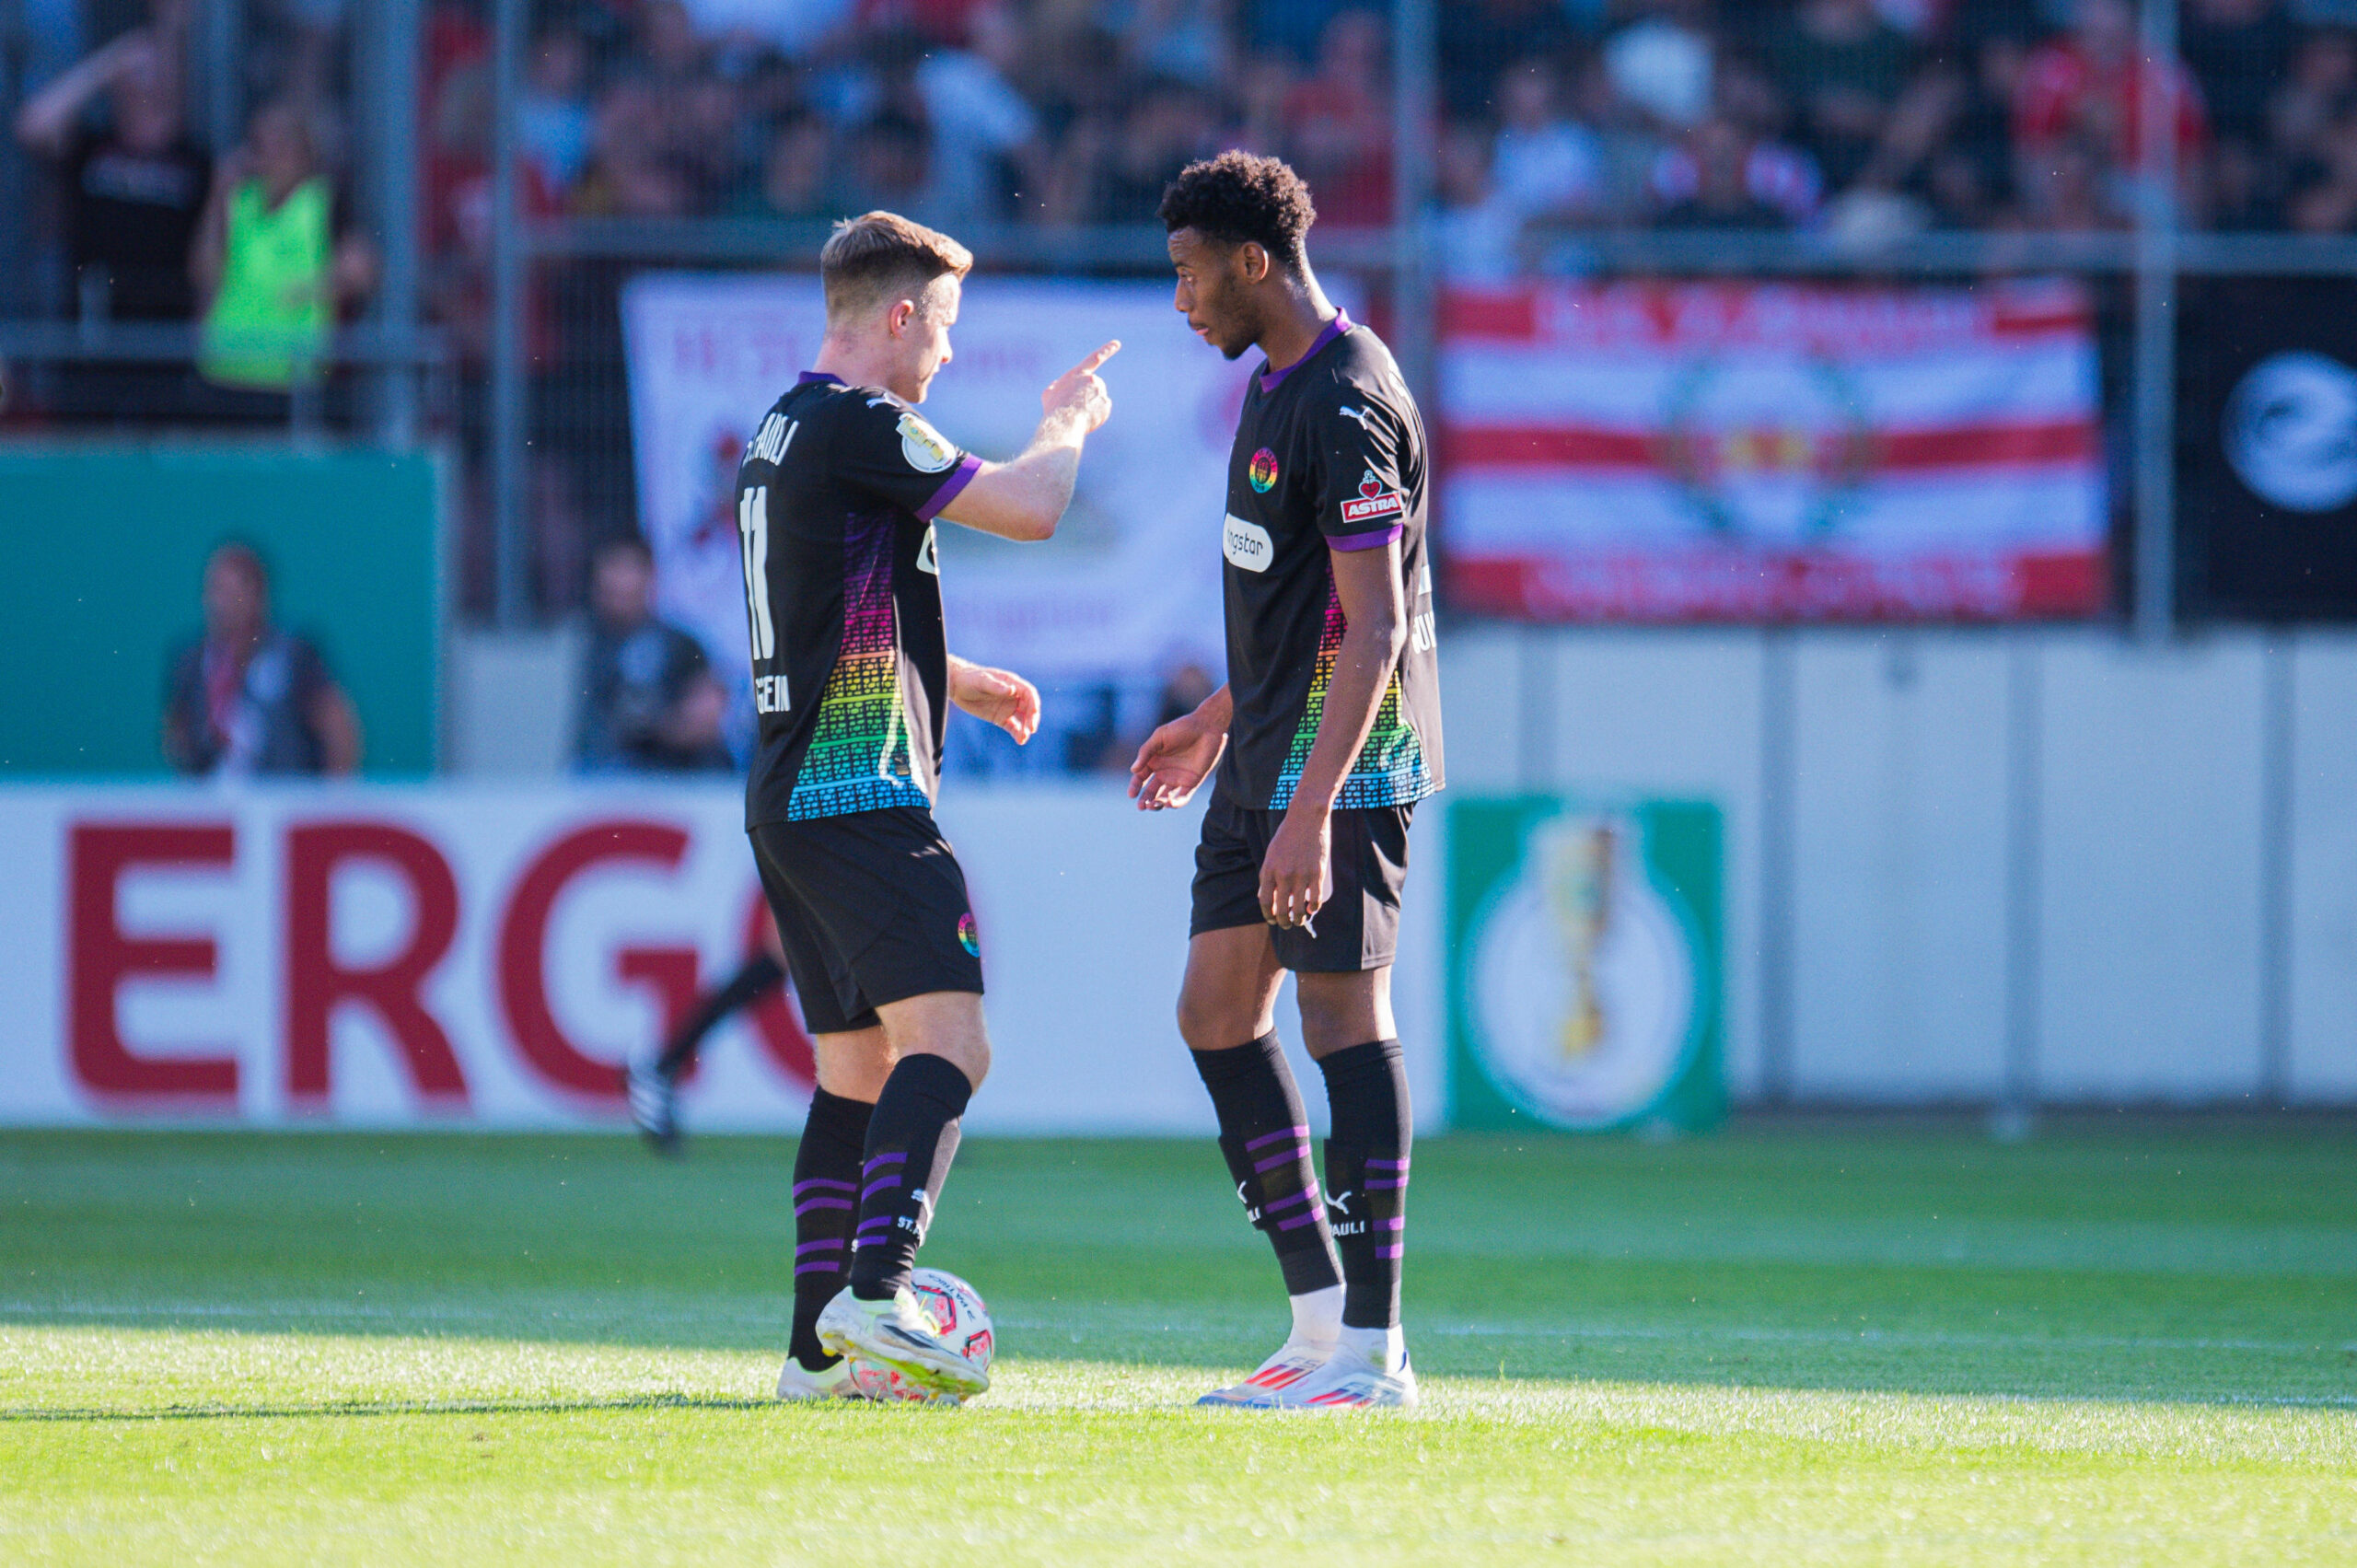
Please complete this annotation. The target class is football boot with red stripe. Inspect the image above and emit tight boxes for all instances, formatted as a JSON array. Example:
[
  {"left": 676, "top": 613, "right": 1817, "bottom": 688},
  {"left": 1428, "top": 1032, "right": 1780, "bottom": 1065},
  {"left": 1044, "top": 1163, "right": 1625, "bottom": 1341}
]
[{"left": 1196, "top": 1339, "right": 1333, "bottom": 1408}]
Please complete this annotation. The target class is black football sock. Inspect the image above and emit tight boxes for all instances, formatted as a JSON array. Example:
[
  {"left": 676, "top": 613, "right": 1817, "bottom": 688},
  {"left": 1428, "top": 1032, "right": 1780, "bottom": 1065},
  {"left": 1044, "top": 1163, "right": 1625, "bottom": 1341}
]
[
  {"left": 1318, "top": 1039, "right": 1412, "bottom": 1331},
  {"left": 788, "top": 1087, "right": 872, "bottom": 1371},
  {"left": 656, "top": 952, "right": 786, "bottom": 1079},
  {"left": 1192, "top": 1033, "right": 1343, "bottom": 1298},
  {"left": 847, "top": 1053, "right": 971, "bottom": 1302}
]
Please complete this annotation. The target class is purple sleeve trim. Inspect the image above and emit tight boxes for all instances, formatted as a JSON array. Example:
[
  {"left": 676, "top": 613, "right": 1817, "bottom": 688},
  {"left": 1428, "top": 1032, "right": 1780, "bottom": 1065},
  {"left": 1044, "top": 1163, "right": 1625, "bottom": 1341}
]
[
  {"left": 915, "top": 452, "right": 983, "bottom": 522},
  {"left": 1327, "top": 523, "right": 1404, "bottom": 552}
]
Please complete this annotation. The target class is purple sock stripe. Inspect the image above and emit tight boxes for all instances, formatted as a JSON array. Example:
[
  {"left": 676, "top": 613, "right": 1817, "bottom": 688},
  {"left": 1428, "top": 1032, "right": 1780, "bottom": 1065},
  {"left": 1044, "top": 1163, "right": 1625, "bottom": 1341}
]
[
  {"left": 1364, "top": 1157, "right": 1411, "bottom": 1169},
  {"left": 855, "top": 1217, "right": 895, "bottom": 1236},
  {"left": 794, "top": 1197, "right": 854, "bottom": 1216},
  {"left": 1263, "top": 1186, "right": 1319, "bottom": 1214},
  {"left": 1365, "top": 1177, "right": 1407, "bottom": 1190},
  {"left": 795, "top": 1238, "right": 846, "bottom": 1256},
  {"left": 794, "top": 1261, "right": 842, "bottom": 1276},
  {"left": 1375, "top": 1244, "right": 1403, "bottom": 1260},
  {"left": 1377, "top": 1216, "right": 1405, "bottom": 1230},
  {"left": 1244, "top": 1125, "right": 1311, "bottom": 1152},
  {"left": 862, "top": 1176, "right": 902, "bottom": 1201},
  {"left": 1276, "top": 1211, "right": 1326, "bottom": 1232},
  {"left": 792, "top": 1178, "right": 858, "bottom": 1195},
  {"left": 863, "top": 1152, "right": 908, "bottom": 1173},
  {"left": 1253, "top": 1146, "right": 1310, "bottom": 1174}
]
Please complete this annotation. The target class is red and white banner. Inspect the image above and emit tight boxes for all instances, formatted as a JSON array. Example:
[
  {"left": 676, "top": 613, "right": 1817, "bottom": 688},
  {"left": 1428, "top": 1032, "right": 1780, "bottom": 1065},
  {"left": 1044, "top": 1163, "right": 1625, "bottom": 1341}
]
[
  {"left": 0, "top": 784, "right": 1447, "bottom": 1133},
  {"left": 1440, "top": 280, "right": 2108, "bottom": 621}
]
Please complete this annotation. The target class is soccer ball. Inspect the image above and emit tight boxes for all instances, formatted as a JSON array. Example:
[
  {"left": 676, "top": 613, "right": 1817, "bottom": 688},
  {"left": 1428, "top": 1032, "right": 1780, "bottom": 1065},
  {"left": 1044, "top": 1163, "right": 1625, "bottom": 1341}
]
[{"left": 845, "top": 1268, "right": 995, "bottom": 1407}]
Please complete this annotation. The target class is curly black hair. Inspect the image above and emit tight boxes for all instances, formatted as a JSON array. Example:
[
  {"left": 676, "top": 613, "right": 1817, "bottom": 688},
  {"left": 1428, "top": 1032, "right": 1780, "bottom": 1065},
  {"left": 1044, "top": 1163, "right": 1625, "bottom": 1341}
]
[{"left": 1158, "top": 151, "right": 1317, "bottom": 270}]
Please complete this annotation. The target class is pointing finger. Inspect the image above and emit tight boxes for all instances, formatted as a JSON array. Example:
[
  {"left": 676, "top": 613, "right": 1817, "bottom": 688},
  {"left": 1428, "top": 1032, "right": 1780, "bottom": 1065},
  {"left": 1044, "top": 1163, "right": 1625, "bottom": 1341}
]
[{"left": 1074, "top": 340, "right": 1121, "bottom": 375}]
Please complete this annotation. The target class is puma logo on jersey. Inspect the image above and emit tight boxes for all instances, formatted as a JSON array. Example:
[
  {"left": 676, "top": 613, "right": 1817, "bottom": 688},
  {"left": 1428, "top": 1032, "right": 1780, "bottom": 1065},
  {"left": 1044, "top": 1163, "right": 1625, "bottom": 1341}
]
[
  {"left": 1336, "top": 404, "right": 1376, "bottom": 432},
  {"left": 1223, "top": 513, "right": 1274, "bottom": 573}
]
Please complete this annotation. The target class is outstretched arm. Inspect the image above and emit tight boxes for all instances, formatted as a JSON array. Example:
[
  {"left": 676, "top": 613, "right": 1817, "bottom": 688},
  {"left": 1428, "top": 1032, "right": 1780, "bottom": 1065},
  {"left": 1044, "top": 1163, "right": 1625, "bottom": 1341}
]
[{"left": 937, "top": 341, "right": 1119, "bottom": 542}]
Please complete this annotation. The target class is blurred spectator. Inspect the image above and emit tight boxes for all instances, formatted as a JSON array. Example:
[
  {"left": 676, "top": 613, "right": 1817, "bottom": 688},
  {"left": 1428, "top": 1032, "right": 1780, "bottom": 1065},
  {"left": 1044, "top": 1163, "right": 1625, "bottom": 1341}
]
[
  {"left": 13, "top": 6, "right": 209, "bottom": 324},
  {"left": 519, "top": 24, "right": 598, "bottom": 192},
  {"left": 575, "top": 538, "right": 733, "bottom": 774},
  {"left": 2014, "top": 0, "right": 2209, "bottom": 213},
  {"left": 1490, "top": 58, "right": 1607, "bottom": 226},
  {"left": 1437, "top": 123, "right": 1524, "bottom": 279},
  {"left": 1441, "top": 0, "right": 1589, "bottom": 121},
  {"left": 910, "top": 7, "right": 1049, "bottom": 226},
  {"left": 1604, "top": 10, "right": 1714, "bottom": 133},
  {"left": 1283, "top": 7, "right": 1394, "bottom": 226},
  {"left": 737, "top": 110, "right": 837, "bottom": 217},
  {"left": 572, "top": 81, "right": 697, "bottom": 216},
  {"left": 1766, "top": 0, "right": 1922, "bottom": 190},
  {"left": 1655, "top": 116, "right": 1822, "bottom": 227},
  {"left": 164, "top": 540, "right": 362, "bottom": 778},
  {"left": 192, "top": 99, "right": 379, "bottom": 401}
]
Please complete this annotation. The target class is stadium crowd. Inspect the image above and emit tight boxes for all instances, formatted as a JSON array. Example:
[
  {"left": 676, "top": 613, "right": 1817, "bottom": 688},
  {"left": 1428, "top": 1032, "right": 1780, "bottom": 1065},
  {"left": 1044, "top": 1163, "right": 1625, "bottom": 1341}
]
[{"left": 401, "top": 0, "right": 2357, "bottom": 261}]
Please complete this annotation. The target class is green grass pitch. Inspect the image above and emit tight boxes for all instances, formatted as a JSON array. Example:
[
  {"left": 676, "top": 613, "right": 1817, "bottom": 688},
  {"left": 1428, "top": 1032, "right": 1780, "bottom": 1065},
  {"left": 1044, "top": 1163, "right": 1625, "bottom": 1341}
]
[{"left": 2, "top": 1123, "right": 2352, "bottom": 1563}]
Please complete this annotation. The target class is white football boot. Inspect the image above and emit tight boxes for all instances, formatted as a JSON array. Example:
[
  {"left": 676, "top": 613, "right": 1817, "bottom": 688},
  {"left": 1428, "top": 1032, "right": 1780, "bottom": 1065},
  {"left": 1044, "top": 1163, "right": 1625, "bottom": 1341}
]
[
  {"left": 1263, "top": 1326, "right": 1420, "bottom": 1411},
  {"left": 1197, "top": 1337, "right": 1334, "bottom": 1407},
  {"left": 774, "top": 1356, "right": 865, "bottom": 1401},
  {"left": 815, "top": 1285, "right": 990, "bottom": 1400}
]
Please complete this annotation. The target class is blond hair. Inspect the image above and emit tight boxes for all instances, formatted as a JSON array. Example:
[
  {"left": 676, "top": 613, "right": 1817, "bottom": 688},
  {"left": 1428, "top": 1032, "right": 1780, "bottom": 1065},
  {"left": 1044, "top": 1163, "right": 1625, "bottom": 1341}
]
[{"left": 819, "top": 211, "right": 973, "bottom": 329}]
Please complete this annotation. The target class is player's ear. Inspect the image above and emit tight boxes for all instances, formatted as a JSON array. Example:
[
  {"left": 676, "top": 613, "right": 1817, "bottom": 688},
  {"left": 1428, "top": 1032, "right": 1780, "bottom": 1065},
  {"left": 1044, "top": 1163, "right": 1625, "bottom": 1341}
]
[
  {"left": 1238, "top": 242, "right": 1268, "bottom": 285},
  {"left": 887, "top": 297, "right": 916, "bottom": 337}
]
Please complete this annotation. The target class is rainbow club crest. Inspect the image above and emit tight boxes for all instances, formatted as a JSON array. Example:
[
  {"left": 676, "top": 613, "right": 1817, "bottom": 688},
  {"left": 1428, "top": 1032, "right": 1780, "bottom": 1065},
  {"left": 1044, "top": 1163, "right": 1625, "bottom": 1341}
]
[{"left": 1248, "top": 447, "right": 1280, "bottom": 493}]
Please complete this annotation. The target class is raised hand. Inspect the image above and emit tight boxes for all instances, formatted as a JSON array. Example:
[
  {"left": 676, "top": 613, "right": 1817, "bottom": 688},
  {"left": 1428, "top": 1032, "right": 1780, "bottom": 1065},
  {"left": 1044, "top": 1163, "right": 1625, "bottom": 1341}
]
[{"left": 1041, "top": 340, "right": 1120, "bottom": 433}]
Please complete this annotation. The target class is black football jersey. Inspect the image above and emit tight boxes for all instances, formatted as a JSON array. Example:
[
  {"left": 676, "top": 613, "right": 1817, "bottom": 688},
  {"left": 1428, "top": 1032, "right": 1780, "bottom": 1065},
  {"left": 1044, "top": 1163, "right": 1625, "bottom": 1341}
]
[
  {"left": 1217, "top": 312, "right": 1444, "bottom": 810},
  {"left": 735, "top": 372, "right": 980, "bottom": 828}
]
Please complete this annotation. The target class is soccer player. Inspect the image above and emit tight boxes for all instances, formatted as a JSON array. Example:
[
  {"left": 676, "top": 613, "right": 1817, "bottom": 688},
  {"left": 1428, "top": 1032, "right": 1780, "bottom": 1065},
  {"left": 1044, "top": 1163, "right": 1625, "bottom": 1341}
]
[
  {"left": 624, "top": 910, "right": 784, "bottom": 1155},
  {"left": 739, "top": 211, "right": 1117, "bottom": 1400},
  {"left": 1131, "top": 154, "right": 1443, "bottom": 1411}
]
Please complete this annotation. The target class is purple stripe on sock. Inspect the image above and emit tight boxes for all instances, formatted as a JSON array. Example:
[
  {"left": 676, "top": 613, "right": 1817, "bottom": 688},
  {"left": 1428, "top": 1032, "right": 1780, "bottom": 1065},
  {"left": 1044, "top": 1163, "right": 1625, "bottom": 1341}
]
[
  {"left": 1364, "top": 1157, "right": 1410, "bottom": 1169},
  {"left": 1253, "top": 1147, "right": 1310, "bottom": 1174},
  {"left": 795, "top": 1239, "right": 845, "bottom": 1255},
  {"left": 794, "top": 1197, "right": 854, "bottom": 1216},
  {"left": 1263, "top": 1186, "right": 1319, "bottom": 1214},
  {"left": 864, "top": 1152, "right": 908, "bottom": 1173},
  {"left": 794, "top": 1261, "right": 842, "bottom": 1276},
  {"left": 1376, "top": 1244, "right": 1403, "bottom": 1260},
  {"left": 1377, "top": 1216, "right": 1404, "bottom": 1230},
  {"left": 793, "top": 1178, "right": 858, "bottom": 1195},
  {"left": 1245, "top": 1124, "right": 1311, "bottom": 1152},
  {"left": 1276, "top": 1211, "right": 1325, "bottom": 1231},
  {"left": 1365, "top": 1178, "right": 1407, "bottom": 1191},
  {"left": 862, "top": 1176, "right": 902, "bottom": 1201},
  {"left": 855, "top": 1215, "right": 895, "bottom": 1234}
]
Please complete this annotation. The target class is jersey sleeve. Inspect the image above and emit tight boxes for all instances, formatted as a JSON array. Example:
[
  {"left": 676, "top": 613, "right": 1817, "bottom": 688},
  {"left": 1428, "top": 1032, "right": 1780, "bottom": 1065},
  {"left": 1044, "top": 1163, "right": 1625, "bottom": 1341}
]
[
  {"left": 834, "top": 393, "right": 983, "bottom": 522},
  {"left": 1306, "top": 387, "right": 1412, "bottom": 552}
]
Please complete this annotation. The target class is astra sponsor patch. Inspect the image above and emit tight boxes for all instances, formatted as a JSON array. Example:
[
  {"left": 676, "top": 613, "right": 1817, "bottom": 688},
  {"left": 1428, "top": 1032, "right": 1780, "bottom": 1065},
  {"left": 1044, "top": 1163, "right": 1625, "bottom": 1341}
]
[
  {"left": 1340, "top": 468, "right": 1405, "bottom": 525},
  {"left": 1223, "top": 513, "right": 1275, "bottom": 573}
]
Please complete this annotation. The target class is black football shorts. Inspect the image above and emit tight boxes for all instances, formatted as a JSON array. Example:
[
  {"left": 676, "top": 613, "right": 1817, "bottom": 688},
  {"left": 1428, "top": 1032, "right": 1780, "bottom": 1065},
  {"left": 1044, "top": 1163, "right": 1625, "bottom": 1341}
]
[
  {"left": 1189, "top": 787, "right": 1414, "bottom": 973},
  {"left": 749, "top": 807, "right": 984, "bottom": 1035}
]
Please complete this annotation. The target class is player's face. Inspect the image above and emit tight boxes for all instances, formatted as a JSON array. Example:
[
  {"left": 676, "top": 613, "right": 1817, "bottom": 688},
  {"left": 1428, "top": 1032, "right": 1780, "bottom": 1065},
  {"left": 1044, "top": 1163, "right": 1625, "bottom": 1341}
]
[
  {"left": 896, "top": 275, "right": 959, "bottom": 403},
  {"left": 1168, "top": 228, "right": 1260, "bottom": 361}
]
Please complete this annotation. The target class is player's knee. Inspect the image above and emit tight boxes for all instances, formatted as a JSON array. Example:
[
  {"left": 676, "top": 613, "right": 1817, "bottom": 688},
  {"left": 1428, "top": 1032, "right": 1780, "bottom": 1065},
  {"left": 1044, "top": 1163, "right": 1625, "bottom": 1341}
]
[{"left": 1176, "top": 990, "right": 1243, "bottom": 1053}]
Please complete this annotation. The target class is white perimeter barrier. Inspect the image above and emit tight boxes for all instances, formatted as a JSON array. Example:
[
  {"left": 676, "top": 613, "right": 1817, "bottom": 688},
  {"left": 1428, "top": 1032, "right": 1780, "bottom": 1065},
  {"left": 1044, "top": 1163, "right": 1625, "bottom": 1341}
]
[{"left": 0, "top": 783, "right": 1446, "bottom": 1133}]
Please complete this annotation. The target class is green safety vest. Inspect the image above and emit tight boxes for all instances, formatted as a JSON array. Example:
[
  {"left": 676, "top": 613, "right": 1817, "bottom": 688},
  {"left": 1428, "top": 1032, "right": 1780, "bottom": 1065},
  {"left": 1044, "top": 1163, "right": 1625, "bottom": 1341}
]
[{"left": 201, "top": 176, "right": 331, "bottom": 390}]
